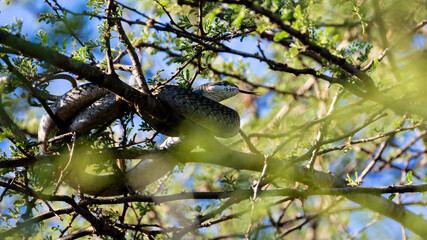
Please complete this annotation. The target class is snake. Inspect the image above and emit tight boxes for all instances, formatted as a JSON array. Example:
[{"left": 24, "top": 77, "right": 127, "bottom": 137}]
[
  {"left": 38, "top": 80, "right": 255, "bottom": 150},
  {"left": 37, "top": 80, "right": 255, "bottom": 195}
]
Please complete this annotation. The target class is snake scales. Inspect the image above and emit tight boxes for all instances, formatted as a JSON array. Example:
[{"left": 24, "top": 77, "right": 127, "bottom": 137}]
[{"left": 38, "top": 81, "right": 244, "bottom": 151}]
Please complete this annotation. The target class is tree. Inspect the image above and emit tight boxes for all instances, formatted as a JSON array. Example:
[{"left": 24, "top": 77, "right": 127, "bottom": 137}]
[{"left": 0, "top": 0, "right": 427, "bottom": 239}]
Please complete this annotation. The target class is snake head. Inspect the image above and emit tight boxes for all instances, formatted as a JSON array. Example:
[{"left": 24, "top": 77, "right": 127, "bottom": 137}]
[{"left": 195, "top": 81, "right": 256, "bottom": 102}]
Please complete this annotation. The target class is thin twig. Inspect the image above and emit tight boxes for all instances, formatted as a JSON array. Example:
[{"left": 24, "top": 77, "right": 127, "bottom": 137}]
[
  {"left": 159, "top": 49, "right": 204, "bottom": 86},
  {"left": 53, "top": 133, "right": 77, "bottom": 195},
  {"left": 239, "top": 129, "right": 261, "bottom": 155},
  {"left": 306, "top": 90, "right": 342, "bottom": 169},
  {"left": 198, "top": 0, "right": 205, "bottom": 36},
  {"left": 104, "top": 0, "right": 119, "bottom": 77},
  {"left": 47, "top": 0, "right": 96, "bottom": 64},
  {"left": 245, "top": 156, "right": 268, "bottom": 239},
  {"left": 115, "top": 18, "right": 150, "bottom": 93}
]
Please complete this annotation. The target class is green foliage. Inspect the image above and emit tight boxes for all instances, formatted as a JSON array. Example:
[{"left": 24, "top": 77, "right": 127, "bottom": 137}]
[
  {"left": 273, "top": 31, "right": 289, "bottom": 42},
  {"left": 87, "top": 0, "right": 108, "bottom": 9},
  {"left": 387, "top": 193, "right": 397, "bottom": 201},
  {"left": 1, "top": 0, "right": 427, "bottom": 239},
  {"left": 35, "top": 30, "right": 48, "bottom": 46},
  {"left": 39, "top": 13, "right": 61, "bottom": 25},
  {"left": 221, "top": 174, "right": 238, "bottom": 191},
  {"left": 0, "top": 17, "right": 23, "bottom": 34},
  {"left": 351, "top": 0, "right": 369, "bottom": 34},
  {"left": 406, "top": 171, "right": 413, "bottom": 185},
  {"left": 138, "top": 120, "right": 154, "bottom": 133},
  {"left": 346, "top": 171, "right": 361, "bottom": 187},
  {"left": 134, "top": 202, "right": 155, "bottom": 217}
]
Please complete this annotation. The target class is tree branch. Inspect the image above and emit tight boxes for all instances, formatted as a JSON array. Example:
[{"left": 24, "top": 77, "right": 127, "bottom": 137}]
[{"left": 0, "top": 29, "right": 190, "bottom": 137}]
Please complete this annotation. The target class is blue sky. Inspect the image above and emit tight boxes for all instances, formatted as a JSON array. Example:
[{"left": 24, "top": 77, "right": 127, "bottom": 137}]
[
  {"left": 0, "top": 1, "right": 426, "bottom": 239},
  {"left": 0, "top": 0, "right": 273, "bottom": 152}
]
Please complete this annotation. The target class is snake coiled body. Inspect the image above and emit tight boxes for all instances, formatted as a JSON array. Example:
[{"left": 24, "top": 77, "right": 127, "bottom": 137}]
[
  {"left": 38, "top": 84, "right": 126, "bottom": 150},
  {"left": 156, "top": 85, "right": 240, "bottom": 137},
  {"left": 37, "top": 81, "right": 250, "bottom": 196},
  {"left": 38, "top": 83, "right": 241, "bottom": 150}
]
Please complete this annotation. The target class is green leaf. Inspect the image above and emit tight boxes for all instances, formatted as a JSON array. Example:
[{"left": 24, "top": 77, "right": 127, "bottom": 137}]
[
  {"left": 388, "top": 193, "right": 397, "bottom": 201},
  {"left": 35, "top": 30, "right": 47, "bottom": 45},
  {"left": 205, "top": 8, "right": 221, "bottom": 23},
  {"left": 405, "top": 171, "right": 413, "bottom": 185},
  {"left": 232, "top": 8, "right": 245, "bottom": 27},
  {"left": 294, "top": 5, "right": 302, "bottom": 20},
  {"left": 62, "top": 38, "right": 68, "bottom": 52},
  {"left": 371, "top": 58, "right": 378, "bottom": 70},
  {"left": 346, "top": 171, "right": 361, "bottom": 186},
  {"left": 273, "top": 31, "right": 289, "bottom": 42}
]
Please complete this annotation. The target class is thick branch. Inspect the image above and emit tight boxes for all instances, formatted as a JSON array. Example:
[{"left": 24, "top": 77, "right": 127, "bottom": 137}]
[
  {"left": 0, "top": 29, "right": 191, "bottom": 136},
  {"left": 0, "top": 207, "right": 74, "bottom": 238},
  {"left": 2, "top": 143, "right": 427, "bottom": 237},
  {"left": 233, "top": 0, "right": 377, "bottom": 90}
]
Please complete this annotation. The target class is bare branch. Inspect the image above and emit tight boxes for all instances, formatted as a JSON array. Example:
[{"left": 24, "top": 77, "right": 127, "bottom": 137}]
[{"left": 115, "top": 17, "right": 150, "bottom": 93}]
